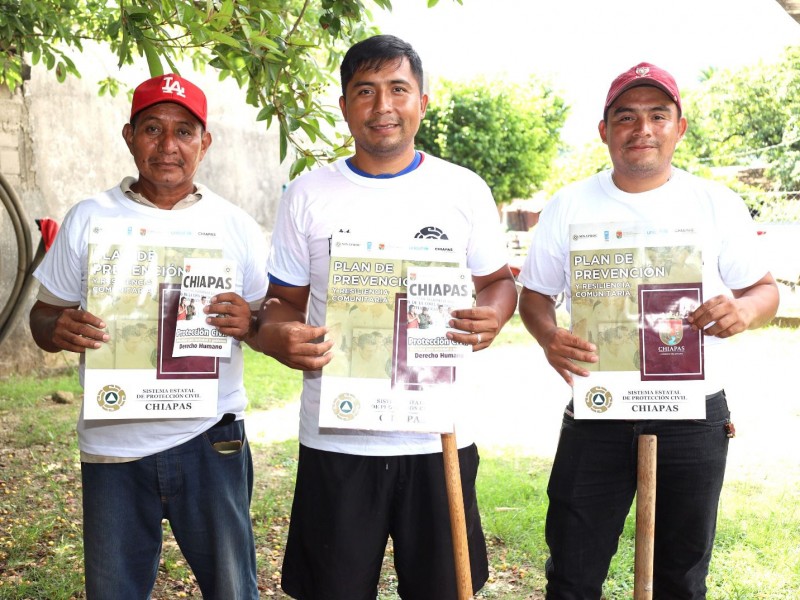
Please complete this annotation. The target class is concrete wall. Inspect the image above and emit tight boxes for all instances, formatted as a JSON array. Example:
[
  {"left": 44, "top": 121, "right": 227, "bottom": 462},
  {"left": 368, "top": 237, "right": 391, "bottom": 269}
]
[{"left": 0, "top": 47, "right": 289, "bottom": 376}]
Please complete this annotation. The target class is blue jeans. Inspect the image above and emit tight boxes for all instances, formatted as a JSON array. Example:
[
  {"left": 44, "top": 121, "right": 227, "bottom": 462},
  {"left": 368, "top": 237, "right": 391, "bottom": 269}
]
[
  {"left": 544, "top": 391, "right": 731, "bottom": 600},
  {"left": 81, "top": 419, "right": 258, "bottom": 600}
]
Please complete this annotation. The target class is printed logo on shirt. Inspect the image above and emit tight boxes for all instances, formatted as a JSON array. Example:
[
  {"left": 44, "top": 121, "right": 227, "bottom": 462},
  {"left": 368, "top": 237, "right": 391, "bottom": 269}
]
[
  {"left": 414, "top": 226, "right": 449, "bottom": 240},
  {"left": 328, "top": 229, "right": 352, "bottom": 255}
]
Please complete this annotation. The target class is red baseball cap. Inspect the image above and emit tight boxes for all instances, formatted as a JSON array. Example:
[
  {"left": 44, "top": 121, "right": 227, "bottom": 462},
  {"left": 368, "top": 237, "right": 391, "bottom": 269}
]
[
  {"left": 604, "top": 62, "right": 681, "bottom": 118},
  {"left": 130, "top": 74, "right": 207, "bottom": 128}
]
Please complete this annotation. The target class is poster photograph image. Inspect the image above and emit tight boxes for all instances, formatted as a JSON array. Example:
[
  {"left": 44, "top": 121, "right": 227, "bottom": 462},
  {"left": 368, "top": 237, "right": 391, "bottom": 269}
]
[
  {"left": 83, "top": 217, "right": 223, "bottom": 420},
  {"left": 319, "top": 235, "right": 466, "bottom": 433},
  {"left": 570, "top": 222, "right": 706, "bottom": 420},
  {"left": 172, "top": 257, "right": 237, "bottom": 358},
  {"left": 405, "top": 265, "right": 473, "bottom": 367}
]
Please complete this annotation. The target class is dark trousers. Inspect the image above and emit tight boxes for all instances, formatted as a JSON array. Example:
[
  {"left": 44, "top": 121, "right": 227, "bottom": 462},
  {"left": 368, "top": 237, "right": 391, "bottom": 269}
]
[{"left": 544, "top": 391, "right": 731, "bottom": 600}]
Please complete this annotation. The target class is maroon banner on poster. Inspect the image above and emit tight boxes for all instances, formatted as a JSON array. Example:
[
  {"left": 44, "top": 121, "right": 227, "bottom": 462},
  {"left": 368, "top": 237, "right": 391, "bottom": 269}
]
[{"left": 638, "top": 282, "right": 704, "bottom": 381}]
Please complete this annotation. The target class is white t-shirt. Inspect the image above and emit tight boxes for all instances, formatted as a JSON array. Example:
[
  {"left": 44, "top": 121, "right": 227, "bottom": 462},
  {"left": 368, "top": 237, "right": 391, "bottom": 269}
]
[
  {"left": 519, "top": 168, "right": 769, "bottom": 394},
  {"left": 267, "top": 154, "right": 508, "bottom": 455},
  {"left": 33, "top": 183, "right": 268, "bottom": 457}
]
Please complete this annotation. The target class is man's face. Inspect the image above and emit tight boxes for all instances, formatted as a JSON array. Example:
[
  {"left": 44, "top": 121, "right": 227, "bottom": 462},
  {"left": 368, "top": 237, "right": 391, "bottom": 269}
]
[
  {"left": 122, "top": 102, "right": 210, "bottom": 196},
  {"left": 339, "top": 58, "right": 428, "bottom": 173},
  {"left": 598, "top": 86, "right": 687, "bottom": 192}
]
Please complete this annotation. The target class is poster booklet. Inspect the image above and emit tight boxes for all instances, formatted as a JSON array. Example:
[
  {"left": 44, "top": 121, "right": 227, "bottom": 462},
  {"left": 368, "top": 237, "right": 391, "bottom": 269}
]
[
  {"left": 570, "top": 222, "right": 705, "bottom": 420},
  {"left": 83, "top": 216, "right": 223, "bottom": 420},
  {"left": 172, "top": 257, "right": 237, "bottom": 358},
  {"left": 319, "top": 235, "right": 468, "bottom": 433},
  {"left": 406, "top": 265, "right": 473, "bottom": 366}
]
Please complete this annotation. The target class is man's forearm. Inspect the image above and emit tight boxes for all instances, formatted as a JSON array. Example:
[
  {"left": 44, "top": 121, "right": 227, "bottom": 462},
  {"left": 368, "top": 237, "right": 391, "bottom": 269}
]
[
  {"left": 29, "top": 302, "right": 67, "bottom": 353},
  {"left": 518, "top": 288, "right": 559, "bottom": 347},
  {"left": 475, "top": 277, "right": 518, "bottom": 328},
  {"left": 736, "top": 277, "right": 780, "bottom": 330},
  {"left": 257, "top": 295, "right": 308, "bottom": 325}
]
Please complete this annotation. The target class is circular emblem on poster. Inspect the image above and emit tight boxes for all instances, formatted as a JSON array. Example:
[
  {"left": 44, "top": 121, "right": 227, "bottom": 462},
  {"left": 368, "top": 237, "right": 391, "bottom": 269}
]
[
  {"left": 332, "top": 393, "right": 359, "bottom": 421},
  {"left": 97, "top": 384, "right": 126, "bottom": 412},
  {"left": 657, "top": 315, "right": 684, "bottom": 346},
  {"left": 585, "top": 386, "right": 612, "bottom": 414}
]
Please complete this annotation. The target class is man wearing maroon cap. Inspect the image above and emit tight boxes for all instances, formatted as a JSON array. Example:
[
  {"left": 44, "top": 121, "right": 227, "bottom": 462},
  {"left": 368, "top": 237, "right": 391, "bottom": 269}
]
[
  {"left": 29, "top": 73, "right": 265, "bottom": 599},
  {"left": 518, "top": 63, "right": 778, "bottom": 598}
]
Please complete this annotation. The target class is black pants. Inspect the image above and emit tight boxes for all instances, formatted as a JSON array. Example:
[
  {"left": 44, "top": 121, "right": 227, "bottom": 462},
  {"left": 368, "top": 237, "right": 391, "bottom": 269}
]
[{"left": 545, "top": 391, "right": 731, "bottom": 599}]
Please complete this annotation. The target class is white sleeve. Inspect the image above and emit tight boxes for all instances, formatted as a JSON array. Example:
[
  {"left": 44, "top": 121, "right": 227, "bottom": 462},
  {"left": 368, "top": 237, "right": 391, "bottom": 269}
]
[
  {"left": 465, "top": 178, "right": 509, "bottom": 276},
  {"left": 715, "top": 188, "right": 770, "bottom": 290},
  {"left": 31, "top": 204, "right": 87, "bottom": 304},
  {"left": 518, "top": 196, "right": 569, "bottom": 295},
  {"left": 240, "top": 217, "right": 269, "bottom": 302},
  {"left": 266, "top": 188, "right": 312, "bottom": 286}
]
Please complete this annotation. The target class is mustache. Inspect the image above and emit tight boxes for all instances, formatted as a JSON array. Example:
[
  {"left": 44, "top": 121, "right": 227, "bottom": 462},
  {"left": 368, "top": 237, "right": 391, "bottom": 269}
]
[{"left": 149, "top": 159, "right": 186, "bottom": 166}]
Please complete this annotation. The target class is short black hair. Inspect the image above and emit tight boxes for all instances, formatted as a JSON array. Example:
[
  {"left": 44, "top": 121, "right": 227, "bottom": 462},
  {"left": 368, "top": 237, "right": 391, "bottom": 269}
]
[{"left": 340, "top": 34, "right": 424, "bottom": 97}]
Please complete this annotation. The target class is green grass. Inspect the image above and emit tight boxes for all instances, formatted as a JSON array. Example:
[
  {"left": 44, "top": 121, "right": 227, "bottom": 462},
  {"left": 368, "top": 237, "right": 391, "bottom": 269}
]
[
  {"left": 476, "top": 453, "right": 551, "bottom": 594},
  {"left": 242, "top": 346, "right": 303, "bottom": 411}
]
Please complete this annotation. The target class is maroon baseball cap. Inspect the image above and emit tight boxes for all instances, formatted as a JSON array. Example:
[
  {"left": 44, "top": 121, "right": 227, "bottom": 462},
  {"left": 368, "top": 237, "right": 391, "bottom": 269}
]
[
  {"left": 130, "top": 74, "right": 207, "bottom": 128},
  {"left": 604, "top": 62, "right": 682, "bottom": 118}
]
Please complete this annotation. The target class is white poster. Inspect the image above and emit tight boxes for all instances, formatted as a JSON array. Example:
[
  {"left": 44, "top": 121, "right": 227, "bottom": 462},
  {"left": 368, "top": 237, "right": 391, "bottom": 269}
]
[
  {"left": 320, "top": 235, "right": 467, "bottom": 433},
  {"left": 570, "top": 222, "right": 706, "bottom": 420},
  {"left": 83, "top": 217, "right": 223, "bottom": 419}
]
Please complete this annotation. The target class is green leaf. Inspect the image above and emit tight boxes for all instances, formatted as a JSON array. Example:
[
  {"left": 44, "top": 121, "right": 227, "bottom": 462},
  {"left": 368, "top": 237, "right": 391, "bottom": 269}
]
[
  {"left": 279, "top": 129, "right": 288, "bottom": 163},
  {"left": 299, "top": 119, "right": 321, "bottom": 143},
  {"left": 141, "top": 39, "right": 163, "bottom": 76},
  {"left": 250, "top": 36, "right": 282, "bottom": 53},
  {"left": 256, "top": 105, "right": 275, "bottom": 122},
  {"left": 174, "top": 0, "right": 198, "bottom": 25},
  {"left": 123, "top": 6, "right": 151, "bottom": 16},
  {"left": 289, "top": 156, "right": 307, "bottom": 179},
  {"left": 207, "top": 31, "right": 242, "bottom": 48}
]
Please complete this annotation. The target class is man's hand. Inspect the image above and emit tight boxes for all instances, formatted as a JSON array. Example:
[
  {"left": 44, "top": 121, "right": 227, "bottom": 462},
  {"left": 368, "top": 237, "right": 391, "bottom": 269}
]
[
  {"left": 539, "top": 327, "right": 597, "bottom": 386},
  {"left": 447, "top": 305, "right": 503, "bottom": 350},
  {"left": 205, "top": 292, "right": 252, "bottom": 341},
  {"left": 448, "top": 265, "right": 517, "bottom": 350},
  {"left": 688, "top": 295, "right": 749, "bottom": 338},
  {"left": 259, "top": 322, "right": 333, "bottom": 371},
  {"left": 518, "top": 288, "right": 597, "bottom": 386},
  {"left": 688, "top": 274, "right": 779, "bottom": 338},
  {"left": 30, "top": 301, "right": 109, "bottom": 353}
]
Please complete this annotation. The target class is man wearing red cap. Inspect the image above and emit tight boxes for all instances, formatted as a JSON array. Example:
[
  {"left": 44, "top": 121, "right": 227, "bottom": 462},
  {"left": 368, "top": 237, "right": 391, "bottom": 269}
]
[
  {"left": 29, "top": 73, "right": 265, "bottom": 599},
  {"left": 518, "top": 63, "right": 779, "bottom": 598}
]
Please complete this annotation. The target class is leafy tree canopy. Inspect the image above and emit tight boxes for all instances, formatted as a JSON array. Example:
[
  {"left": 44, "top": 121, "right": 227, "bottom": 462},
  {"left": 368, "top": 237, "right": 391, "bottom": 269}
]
[
  {"left": 543, "top": 139, "right": 610, "bottom": 197},
  {"left": 416, "top": 77, "right": 568, "bottom": 205},
  {"left": 679, "top": 45, "right": 800, "bottom": 217},
  {"left": 0, "top": 0, "right": 457, "bottom": 177}
]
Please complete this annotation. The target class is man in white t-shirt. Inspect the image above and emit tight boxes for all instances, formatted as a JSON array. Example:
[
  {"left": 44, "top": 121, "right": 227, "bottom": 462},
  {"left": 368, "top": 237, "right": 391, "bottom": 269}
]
[
  {"left": 29, "top": 74, "right": 266, "bottom": 599},
  {"left": 518, "top": 62, "right": 779, "bottom": 599},
  {"left": 257, "top": 34, "right": 518, "bottom": 599}
]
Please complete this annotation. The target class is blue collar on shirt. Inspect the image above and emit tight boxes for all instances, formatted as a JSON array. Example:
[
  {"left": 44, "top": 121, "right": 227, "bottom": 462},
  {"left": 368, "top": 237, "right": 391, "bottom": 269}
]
[{"left": 345, "top": 151, "right": 423, "bottom": 178}]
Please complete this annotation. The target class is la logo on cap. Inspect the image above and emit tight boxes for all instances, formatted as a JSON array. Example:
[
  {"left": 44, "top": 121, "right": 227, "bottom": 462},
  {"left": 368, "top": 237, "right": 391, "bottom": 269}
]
[
  {"left": 161, "top": 76, "right": 186, "bottom": 98},
  {"left": 635, "top": 66, "right": 650, "bottom": 77},
  {"left": 130, "top": 73, "right": 208, "bottom": 127}
]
